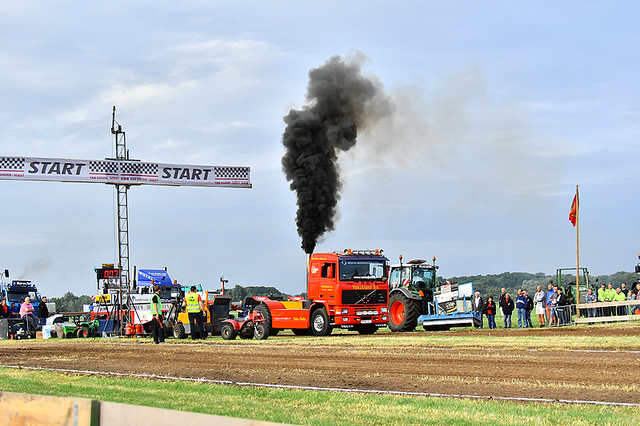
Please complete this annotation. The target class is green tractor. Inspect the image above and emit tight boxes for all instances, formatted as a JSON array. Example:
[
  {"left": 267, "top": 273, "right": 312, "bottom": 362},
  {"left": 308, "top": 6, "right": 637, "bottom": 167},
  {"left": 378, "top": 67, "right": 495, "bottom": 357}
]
[{"left": 387, "top": 256, "right": 438, "bottom": 331}]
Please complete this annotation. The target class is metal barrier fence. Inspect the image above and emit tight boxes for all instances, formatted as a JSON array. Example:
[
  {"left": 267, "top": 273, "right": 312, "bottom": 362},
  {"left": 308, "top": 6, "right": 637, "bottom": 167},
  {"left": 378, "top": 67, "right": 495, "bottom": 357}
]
[
  {"left": 574, "top": 300, "right": 640, "bottom": 325},
  {"left": 514, "top": 300, "right": 640, "bottom": 327}
]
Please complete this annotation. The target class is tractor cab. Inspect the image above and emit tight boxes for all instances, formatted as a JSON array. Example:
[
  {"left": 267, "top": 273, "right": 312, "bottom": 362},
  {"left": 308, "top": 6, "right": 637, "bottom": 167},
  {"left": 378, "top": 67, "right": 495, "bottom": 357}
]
[{"left": 389, "top": 258, "right": 438, "bottom": 294}]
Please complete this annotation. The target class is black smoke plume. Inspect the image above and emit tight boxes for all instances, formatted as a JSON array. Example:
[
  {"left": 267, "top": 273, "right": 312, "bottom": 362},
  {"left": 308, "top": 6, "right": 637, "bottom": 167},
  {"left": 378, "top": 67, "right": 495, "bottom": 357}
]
[{"left": 281, "top": 55, "right": 385, "bottom": 254}]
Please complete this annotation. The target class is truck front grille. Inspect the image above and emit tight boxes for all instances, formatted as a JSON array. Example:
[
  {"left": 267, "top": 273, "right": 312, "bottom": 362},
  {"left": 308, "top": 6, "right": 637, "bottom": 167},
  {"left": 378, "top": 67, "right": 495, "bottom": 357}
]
[{"left": 341, "top": 289, "right": 387, "bottom": 305}]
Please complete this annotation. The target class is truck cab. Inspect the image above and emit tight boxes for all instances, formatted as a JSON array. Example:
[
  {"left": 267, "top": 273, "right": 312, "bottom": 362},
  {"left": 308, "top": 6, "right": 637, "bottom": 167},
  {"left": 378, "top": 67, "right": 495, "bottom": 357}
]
[{"left": 2, "top": 280, "right": 41, "bottom": 317}]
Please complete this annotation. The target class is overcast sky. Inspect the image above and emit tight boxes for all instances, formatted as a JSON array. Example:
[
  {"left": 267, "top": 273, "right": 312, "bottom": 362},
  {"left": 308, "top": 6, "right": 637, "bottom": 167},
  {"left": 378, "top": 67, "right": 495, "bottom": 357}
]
[{"left": 1, "top": 1, "right": 639, "bottom": 298}]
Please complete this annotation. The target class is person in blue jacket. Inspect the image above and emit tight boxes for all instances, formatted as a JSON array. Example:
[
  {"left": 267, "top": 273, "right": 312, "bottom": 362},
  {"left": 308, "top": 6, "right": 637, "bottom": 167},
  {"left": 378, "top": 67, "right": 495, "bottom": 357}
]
[{"left": 516, "top": 289, "right": 528, "bottom": 328}]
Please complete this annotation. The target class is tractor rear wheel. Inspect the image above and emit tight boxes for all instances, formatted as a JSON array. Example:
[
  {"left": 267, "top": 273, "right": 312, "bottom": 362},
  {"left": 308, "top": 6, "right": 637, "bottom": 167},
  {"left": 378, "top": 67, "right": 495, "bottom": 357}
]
[
  {"left": 310, "top": 308, "right": 332, "bottom": 336},
  {"left": 173, "top": 322, "right": 187, "bottom": 339},
  {"left": 221, "top": 322, "right": 237, "bottom": 340},
  {"left": 388, "top": 292, "right": 420, "bottom": 332},
  {"left": 254, "top": 323, "right": 269, "bottom": 340}
]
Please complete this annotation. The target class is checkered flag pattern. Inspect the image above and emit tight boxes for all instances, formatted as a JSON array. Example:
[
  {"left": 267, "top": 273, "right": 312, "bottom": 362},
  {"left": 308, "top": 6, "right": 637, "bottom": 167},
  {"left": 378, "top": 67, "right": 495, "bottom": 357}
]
[
  {"left": 0, "top": 157, "right": 25, "bottom": 170},
  {"left": 89, "top": 161, "right": 118, "bottom": 174},
  {"left": 214, "top": 166, "right": 250, "bottom": 179},
  {"left": 121, "top": 162, "right": 158, "bottom": 175}
]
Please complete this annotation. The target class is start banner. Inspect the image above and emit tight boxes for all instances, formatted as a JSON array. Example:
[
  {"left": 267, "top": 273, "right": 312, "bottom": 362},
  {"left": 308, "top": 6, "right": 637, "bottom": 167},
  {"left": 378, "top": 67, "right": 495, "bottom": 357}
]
[{"left": 0, "top": 156, "right": 251, "bottom": 188}]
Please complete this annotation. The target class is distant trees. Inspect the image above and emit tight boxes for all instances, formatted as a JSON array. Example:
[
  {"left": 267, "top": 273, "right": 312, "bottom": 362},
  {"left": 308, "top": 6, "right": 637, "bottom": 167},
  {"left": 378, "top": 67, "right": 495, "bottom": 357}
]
[
  {"left": 214, "top": 285, "right": 290, "bottom": 301},
  {"left": 49, "top": 292, "right": 92, "bottom": 312},
  {"left": 47, "top": 271, "right": 640, "bottom": 309},
  {"left": 447, "top": 271, "right": 640, "bottom": 299}
]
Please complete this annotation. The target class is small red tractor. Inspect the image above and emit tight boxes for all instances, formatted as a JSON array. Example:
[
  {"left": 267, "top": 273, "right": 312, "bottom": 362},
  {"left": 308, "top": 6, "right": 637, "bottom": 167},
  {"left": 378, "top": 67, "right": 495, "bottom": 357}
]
[{"left": 220, "top": 303, "right": 268, "bottom": 340}]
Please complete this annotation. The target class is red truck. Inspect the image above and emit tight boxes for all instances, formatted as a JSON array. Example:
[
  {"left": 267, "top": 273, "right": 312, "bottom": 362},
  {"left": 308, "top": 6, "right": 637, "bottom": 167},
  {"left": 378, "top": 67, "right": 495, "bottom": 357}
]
[{"left": 249, "top": 249, "right": 389, "bottom": 336}]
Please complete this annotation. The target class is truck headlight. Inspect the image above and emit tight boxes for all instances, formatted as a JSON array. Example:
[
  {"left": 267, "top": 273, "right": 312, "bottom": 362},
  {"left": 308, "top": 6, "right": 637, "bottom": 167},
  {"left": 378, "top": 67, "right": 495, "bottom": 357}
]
[{"left": 380, "top": 307, "right": 388, "bottom": 313}]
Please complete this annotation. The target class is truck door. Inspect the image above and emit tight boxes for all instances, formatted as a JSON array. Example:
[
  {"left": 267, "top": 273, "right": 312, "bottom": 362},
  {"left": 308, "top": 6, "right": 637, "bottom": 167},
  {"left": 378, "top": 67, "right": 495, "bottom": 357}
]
[{"left": 318, "top": 262, "right": 336, "bottom": 299}]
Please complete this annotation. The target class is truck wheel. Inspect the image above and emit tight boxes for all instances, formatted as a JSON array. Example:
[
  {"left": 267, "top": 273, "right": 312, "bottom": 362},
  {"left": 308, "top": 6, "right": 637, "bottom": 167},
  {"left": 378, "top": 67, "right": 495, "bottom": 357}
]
[
  {"left": 355, "top": 324, "right": 377, "bottom": 335},
  {"left": 221, "top": 323, "right": 237, "bottom": 340},
  {"left": 311, "top": 308, "right": 332, "bottom": 336},
  {"left": 254, "top": 305, "right": 274, "bottom": 335},
  {"left": 388, "top": 293, "right": 420, "bottom": 332},
  {"left": 173, "top": 322, "right": 187, "bottom": 339},
  {"left": 254, "top": 323, "right": 269, "bottom": 340}
]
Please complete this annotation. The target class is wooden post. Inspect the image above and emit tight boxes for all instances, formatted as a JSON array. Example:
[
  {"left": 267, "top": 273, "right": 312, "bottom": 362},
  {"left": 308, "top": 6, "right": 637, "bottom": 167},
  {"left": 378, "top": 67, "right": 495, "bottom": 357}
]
[{"left": 575, "top": 185, "right": 580, "bottom": 318}]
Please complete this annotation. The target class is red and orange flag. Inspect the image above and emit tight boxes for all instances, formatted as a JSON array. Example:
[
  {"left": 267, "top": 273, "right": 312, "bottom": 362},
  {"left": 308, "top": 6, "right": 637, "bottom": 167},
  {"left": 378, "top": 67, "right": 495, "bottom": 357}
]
[{"left": 569, "top": 191, "right": 579, "bottom": 227}]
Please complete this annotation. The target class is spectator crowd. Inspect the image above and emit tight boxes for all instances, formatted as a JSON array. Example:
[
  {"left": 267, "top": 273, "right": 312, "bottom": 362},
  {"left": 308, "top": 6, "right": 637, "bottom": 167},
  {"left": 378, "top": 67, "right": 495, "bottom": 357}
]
[
  {"left": 0, "top": 296, "right": 50, "bottom": 333},
  {"left": 472, "top": 281, "right": 640, "bottom": 329}
]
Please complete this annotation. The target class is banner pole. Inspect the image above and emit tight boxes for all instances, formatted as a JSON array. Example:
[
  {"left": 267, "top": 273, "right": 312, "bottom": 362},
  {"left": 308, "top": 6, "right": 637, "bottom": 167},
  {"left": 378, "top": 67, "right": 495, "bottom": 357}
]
[{"left": 576, "top": 185, "right": 580, "bottom": 318}]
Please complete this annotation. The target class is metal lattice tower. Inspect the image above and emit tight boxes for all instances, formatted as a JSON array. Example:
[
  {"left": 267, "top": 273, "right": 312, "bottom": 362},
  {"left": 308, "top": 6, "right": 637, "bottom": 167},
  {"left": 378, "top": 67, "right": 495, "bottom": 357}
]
[{"left": 111, "top": 107, "right": 130, "bottom": 296}]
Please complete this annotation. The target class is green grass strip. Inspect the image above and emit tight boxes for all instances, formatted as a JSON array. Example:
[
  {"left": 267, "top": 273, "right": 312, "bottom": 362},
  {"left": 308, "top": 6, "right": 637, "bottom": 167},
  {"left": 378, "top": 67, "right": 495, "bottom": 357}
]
[{"left": 0, "top": 367, "right": 637, "bottom": 426}]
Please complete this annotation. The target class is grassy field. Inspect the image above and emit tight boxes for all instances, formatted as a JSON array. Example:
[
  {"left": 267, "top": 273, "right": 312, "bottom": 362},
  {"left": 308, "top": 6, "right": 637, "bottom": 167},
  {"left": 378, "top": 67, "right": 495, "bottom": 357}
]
[
  {"left": 0, "top": 367, "right": 638, "bottom": 426},
  {"left": 2, "top": 322, "right": 640, "bottom": 425}
]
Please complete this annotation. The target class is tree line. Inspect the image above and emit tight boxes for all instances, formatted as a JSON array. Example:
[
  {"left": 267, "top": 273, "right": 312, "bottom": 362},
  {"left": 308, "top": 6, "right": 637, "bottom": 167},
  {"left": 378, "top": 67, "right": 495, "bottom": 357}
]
[
  {"left": 447, "top": 271, "right": 640, "bottom": 299},
  {"left": 50, "top": 272, "right": 640, "bottom": 311}
]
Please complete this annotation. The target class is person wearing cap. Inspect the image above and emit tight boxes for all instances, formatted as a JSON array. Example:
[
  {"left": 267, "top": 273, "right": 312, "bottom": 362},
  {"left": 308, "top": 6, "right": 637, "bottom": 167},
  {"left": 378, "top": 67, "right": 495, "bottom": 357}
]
[
  {"left": 150, "top": 285, "right": 165, "bottom": 344},
  {"left": 183, "top": 286, "right": 206, "bottom": 340},
  {"left": 37, "top": 296, "right": 49, "bottom": 326}
]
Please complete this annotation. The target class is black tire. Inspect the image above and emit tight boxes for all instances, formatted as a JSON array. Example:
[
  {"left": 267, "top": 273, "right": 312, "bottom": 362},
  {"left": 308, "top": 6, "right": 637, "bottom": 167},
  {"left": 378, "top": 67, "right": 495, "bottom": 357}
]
[
  {"left": 254, "top": 304, "right": 274, "bottom": 335},
  {"left": 173, "top": 322, "right": 187, "bottom": 339},
  {"left": 388, "top": 292, "right": 421, "bottom": 332},
  {"left": 310, "top": 308, "right": 332, "bottom": 336},
  {"left": 77, "top": 326, "right": 90, "bottom": 338},
  {"left": 239, "top": 324, "right": 254, "bottom": 339},
  {"left": 254, "top": 323, "right": 269, "bottom": 340},
  {"left": 221, "top": 322, "right": 237, "bottom": 340}
]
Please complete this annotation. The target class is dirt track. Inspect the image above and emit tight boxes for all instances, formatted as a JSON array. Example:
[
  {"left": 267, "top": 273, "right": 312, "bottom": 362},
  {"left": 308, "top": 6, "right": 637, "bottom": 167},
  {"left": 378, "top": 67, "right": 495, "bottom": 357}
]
[{"left": 1, "top": 326, "right": 639, "bottom": 404}]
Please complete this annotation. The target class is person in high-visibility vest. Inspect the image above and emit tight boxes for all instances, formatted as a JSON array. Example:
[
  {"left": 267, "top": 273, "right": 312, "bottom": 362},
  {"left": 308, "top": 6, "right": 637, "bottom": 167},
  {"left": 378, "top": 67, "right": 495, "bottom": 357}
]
[
  {"left": 150, "top": 285, "right": 165, "bottom": 344},
  {"left": 605, "top": 284, "right": 616, "bottom": 316},
  {"left": 183, "top": 286, "right": 206, "bottom": 340},
  {"left": 613, "top": 288, "right": 627, "bottom": 316}
]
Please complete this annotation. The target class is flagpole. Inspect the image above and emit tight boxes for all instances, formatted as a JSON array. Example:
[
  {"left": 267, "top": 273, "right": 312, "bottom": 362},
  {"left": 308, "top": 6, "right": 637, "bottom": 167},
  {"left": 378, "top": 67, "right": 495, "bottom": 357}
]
[{"left": 575, "top": 185, "right": 580, "bottom": 318}]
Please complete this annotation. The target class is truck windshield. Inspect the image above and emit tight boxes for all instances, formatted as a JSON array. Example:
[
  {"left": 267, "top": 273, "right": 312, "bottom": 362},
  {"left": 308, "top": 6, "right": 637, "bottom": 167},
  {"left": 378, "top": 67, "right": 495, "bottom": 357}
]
[
  {"left": 6, "top": 290, "right": 37, "bottom": 303},
  {"left": 339, "top": 259, "right": 387, "bottom": 281}
]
